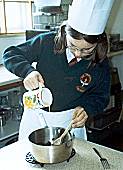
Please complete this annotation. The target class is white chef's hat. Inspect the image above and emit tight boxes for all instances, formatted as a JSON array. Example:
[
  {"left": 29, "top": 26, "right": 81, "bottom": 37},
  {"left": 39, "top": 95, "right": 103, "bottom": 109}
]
[{"left": 68, "top": 0, "right": 114, "bottom": 35}]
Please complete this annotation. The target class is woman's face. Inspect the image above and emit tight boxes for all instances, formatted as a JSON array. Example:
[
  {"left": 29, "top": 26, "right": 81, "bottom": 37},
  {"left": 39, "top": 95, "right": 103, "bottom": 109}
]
[{"left": 66, "top": 34, "right": 97, "bottom": 60}]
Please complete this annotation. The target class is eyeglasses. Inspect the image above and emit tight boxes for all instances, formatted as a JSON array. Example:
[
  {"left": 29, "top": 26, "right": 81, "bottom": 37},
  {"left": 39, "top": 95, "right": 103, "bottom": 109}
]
[{"left": 67, "top": 44, "right": 96, "bottom": 54}]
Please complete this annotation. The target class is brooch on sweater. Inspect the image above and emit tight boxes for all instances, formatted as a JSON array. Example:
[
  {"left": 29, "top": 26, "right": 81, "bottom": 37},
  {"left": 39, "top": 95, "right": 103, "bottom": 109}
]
[{"left": 76, "top": 73, "right": 92, "bottom": 92}]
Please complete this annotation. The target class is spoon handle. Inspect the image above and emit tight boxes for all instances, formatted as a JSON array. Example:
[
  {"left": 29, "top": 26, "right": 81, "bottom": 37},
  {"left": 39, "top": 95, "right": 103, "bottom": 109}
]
[{"left": 60, "top": 121, "right": 73, "bottom": 139}]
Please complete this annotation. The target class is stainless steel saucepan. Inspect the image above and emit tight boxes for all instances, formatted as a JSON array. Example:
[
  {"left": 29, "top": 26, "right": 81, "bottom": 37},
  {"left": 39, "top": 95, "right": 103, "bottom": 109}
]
[{"left": 28, "top": 127, "right": 74, "bottom": 163}]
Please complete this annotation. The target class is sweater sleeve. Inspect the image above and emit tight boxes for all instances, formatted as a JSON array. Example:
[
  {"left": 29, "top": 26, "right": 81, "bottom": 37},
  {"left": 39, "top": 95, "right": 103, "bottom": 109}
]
[{"left": 3, "top": 34, "right": 43, "bottom": 78}]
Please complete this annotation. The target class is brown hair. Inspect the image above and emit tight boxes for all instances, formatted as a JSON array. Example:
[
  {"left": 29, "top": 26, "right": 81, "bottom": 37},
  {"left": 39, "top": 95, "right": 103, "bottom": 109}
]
[{"left": 54, "top": 23, "right": 108, "bottom": 65}]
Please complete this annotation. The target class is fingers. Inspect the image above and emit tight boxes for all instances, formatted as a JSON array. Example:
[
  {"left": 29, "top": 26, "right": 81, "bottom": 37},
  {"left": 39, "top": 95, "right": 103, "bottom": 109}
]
[
  {"left": 72, "top": 106, "right": 84, "bottom": 119},
  {"left": 72, "top": 106, "right": 88, "bottom": 128},
  {"left": 23, "top": 71, "right": 44, "bottom": 90},
  {"left": 38, "top": 73, "right": 45, "bottom": 85}
]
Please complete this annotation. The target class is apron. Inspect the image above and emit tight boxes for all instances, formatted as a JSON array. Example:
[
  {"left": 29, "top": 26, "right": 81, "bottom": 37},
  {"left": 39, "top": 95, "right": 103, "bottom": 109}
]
[{"left": 19, "top": 108, "right": 87, "bottom": 141}]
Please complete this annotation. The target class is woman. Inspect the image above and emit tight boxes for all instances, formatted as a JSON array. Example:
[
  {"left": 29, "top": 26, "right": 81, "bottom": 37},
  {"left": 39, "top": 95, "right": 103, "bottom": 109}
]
[{"left": 3, "top": 22, "right": 110, "bottom": 140}]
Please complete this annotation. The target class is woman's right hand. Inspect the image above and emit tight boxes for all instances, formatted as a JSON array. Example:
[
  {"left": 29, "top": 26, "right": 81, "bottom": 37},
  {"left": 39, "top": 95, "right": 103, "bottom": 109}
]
[{"left": 23, "top": 71, "right": 44, "bottom": 90}]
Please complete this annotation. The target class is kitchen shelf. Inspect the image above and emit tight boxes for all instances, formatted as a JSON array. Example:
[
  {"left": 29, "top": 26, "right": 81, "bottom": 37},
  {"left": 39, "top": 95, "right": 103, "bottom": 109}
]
[{"left": 108, "top": 50, "right": 123, "bottom": 58}]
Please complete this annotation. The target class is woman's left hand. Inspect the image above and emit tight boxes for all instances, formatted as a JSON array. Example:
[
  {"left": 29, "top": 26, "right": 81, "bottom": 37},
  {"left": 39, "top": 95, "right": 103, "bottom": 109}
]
[{"left": 72, "top": 106, "right": 88, "bottom": 128}]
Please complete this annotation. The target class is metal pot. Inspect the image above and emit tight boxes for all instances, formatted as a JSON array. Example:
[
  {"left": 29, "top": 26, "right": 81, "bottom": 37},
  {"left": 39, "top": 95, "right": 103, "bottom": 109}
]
[{"left": 28, "top": 127, "right": 73, "bottom": 164}]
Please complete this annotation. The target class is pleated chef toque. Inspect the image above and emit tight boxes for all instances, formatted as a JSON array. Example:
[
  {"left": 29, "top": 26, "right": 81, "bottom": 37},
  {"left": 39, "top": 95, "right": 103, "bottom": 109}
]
[{"left": 68, "top": 0, "right": 114, "bottom": 35}]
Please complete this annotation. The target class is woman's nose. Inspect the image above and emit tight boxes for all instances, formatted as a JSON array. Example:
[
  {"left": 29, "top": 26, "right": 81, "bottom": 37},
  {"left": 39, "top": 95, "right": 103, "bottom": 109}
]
[{"left": 74, "top": 50, "right": 81, "bottom": 57}]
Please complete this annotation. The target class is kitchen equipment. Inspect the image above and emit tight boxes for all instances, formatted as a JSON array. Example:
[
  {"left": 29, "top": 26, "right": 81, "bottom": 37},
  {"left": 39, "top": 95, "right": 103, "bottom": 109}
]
[
  {"left": 41, "top": 6, "right": 63, "bottom": 14},
  {"left": 11, "top": 106, "right": 23, "bottom": 121},
  {"left": 0, "top": 114, "right": 6, "bottom": 127},
  {"left": 0, "top": 107, "right": 11, "bottom": 121},
  {"left": 52, "top": 121, "right": 73, "bottom": 145},
  {"left": 40, "top": 6, "right": 63, "bottom": 29},
  {"left": 40, "top": 113, "right": 48, "bottom": 128},
  {"left": 52, "top": 107, "right": 81, "bottom": 145},
  {"left": 0, "top": 95, "right": 8, "bottom": 107},
  {"left": 23, "top": 84, "right": 53, "bottom": 109},
  {"left": 108, "top": 34, "right": 120, "bottom": 52},
  {"left": 0, "top": 87, "right": 24, "bottom": 149},
  {"left": 93, "top": 148, "right": 110, "bottom": 169},
  {"left": 86, "top": 67, "right": 122, "bottom": 143},
  {"left": 28, "top": 127, "right": 73, "bottom": 163}
]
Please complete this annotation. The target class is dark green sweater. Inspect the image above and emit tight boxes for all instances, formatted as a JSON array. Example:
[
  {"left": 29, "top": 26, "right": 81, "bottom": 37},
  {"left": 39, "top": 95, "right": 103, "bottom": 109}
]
[{"left": 3, "top": 32, "right": 110, "bottom": 116}]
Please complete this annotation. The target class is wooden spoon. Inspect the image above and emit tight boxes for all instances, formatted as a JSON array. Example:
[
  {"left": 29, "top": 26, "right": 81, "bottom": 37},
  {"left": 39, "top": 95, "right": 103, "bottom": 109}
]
[
  {"left": 52, "top": 108, "right": 82, "bottom": 145},
  {"left": 52, "top": 121, "right": 73, "bottom": 146}
]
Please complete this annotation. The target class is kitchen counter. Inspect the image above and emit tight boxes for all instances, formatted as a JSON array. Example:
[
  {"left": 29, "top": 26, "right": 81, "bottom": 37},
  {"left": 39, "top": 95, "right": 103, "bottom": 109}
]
[
  {"left": 107, "top": 50, "right": 123, "bottom": 58},
  {"left": 0, "top": 65, "right": 23, "bottom": 91},
  {"left": 0, "top": 63, "right": 37, "bottom": 91},
  {"left": 0, "top": 139, "right": 123, "bottom": 170}
]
